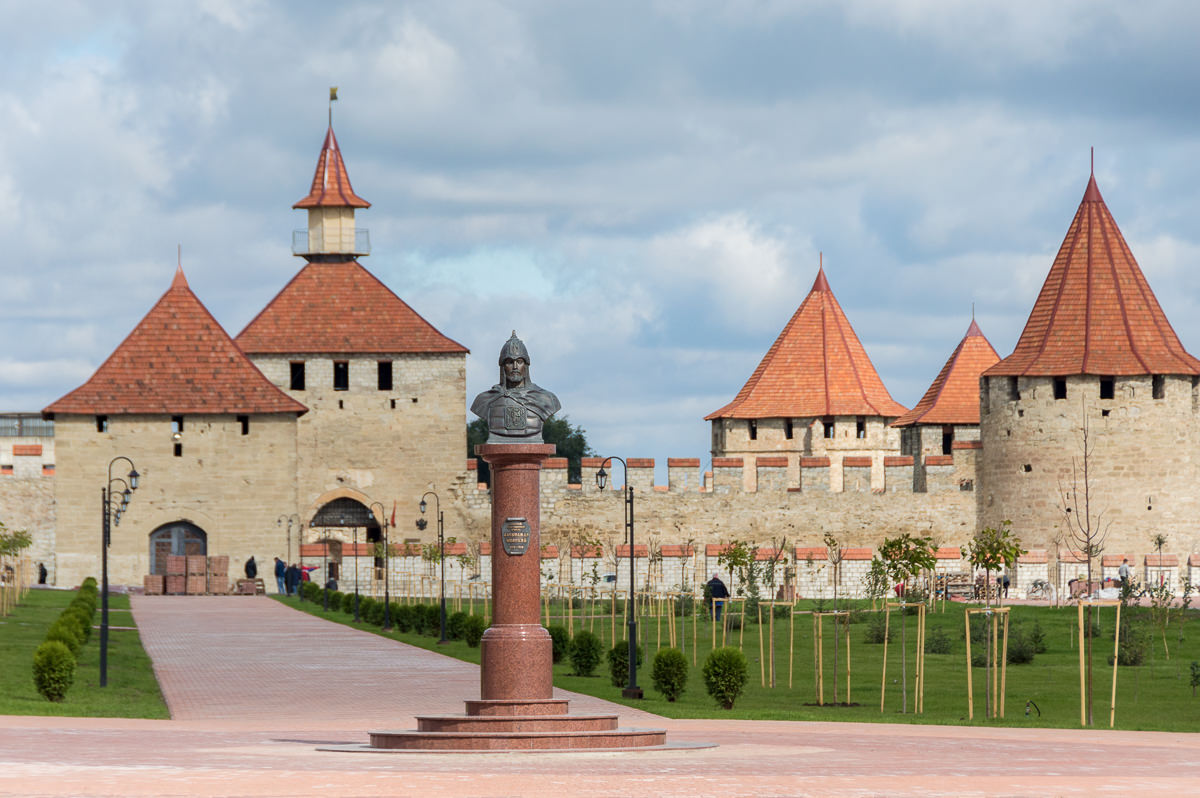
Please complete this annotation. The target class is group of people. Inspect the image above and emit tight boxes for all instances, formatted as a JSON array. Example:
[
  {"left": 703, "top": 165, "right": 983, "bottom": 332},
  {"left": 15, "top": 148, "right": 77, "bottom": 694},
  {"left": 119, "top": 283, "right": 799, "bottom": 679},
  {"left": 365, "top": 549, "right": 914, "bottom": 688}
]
[{"left": 242, "top": 555, "right": 313, "bottom": 596}]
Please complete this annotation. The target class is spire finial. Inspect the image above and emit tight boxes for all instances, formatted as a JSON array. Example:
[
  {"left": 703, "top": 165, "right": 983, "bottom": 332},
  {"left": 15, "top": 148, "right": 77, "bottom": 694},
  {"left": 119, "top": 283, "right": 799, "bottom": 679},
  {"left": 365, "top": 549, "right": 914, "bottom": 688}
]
[
  {"left": 971, "top": 302, "right": 975, "bottom": 321},
  {"left": 1090, "top": 146, "right": 1094, "bottom": 175},
  {"left": 329, "top": 86, "right": 338, "bottom": 127}
]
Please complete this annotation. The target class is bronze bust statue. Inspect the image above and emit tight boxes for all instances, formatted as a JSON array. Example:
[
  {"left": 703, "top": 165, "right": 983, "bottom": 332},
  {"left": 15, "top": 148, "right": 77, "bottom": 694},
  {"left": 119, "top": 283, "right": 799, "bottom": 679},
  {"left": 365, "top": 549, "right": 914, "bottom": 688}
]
[{"left": 471, "top": 331, "right": 561, "bottom": 444}]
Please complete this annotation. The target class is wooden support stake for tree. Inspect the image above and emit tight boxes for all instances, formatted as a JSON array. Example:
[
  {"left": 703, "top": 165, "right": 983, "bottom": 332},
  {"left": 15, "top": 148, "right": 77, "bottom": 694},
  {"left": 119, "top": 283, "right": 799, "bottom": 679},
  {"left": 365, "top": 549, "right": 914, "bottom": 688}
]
[
  {"left": 965, "top": 610, "right": 974, "bottom": 720},
  {"left": 880, "top": 606, "right": 891, "bottom": 712},
  {"left": 1110, "top": 601, "right": 1121, "bottom": 729},
  {"left": 788, "top": 606, "right": 795, "bottom": 689},
  {"left": 758, "top": 603, "right": 766, "bottom": 686},
  {"left": 1077, "top": 602, "right": 1087, "bottom": 727}
]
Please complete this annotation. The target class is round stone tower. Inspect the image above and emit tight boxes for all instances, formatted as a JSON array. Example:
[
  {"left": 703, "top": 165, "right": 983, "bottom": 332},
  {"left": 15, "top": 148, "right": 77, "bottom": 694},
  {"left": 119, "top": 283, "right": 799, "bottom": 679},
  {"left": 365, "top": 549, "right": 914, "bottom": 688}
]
[{"left": 978, "top": 172, "right": 1200, "bottom": 560}]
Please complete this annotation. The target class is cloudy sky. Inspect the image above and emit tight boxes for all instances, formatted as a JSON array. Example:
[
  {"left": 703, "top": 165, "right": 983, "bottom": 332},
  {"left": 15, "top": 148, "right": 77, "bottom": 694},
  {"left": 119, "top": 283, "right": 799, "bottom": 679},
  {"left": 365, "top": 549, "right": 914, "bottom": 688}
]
[{"left": 5, "top": 1, "right": 1200, "bottom": 477}]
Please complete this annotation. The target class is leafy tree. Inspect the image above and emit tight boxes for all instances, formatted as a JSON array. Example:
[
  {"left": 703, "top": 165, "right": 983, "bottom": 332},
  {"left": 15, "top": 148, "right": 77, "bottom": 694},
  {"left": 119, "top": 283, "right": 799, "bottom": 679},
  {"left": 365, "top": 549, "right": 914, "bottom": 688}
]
[
  {"left": 467, "top": 415, "right": 592, "bottom": 483},
  {"left": 879, "top": 532, "right": 936, "bottom": 714},
  {"left": 967, "top": 520, "right": 1025, "bottom": 608}
]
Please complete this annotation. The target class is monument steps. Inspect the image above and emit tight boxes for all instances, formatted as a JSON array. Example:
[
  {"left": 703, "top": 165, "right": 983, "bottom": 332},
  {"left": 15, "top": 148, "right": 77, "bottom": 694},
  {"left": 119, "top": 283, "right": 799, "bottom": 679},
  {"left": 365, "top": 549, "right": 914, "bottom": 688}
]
[
  {"left": 368, "top": 726, "right": 667, "bottom": 751},
  {"left": 415, "top": 712, "right": 620, "bottom": 733}
]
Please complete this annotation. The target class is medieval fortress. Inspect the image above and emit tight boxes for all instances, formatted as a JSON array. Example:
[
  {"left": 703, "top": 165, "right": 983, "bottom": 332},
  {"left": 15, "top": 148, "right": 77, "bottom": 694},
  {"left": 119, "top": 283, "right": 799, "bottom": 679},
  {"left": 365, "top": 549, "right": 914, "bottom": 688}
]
[{"left": 4, "top": 121, "right": 1200, "bottom": 599}]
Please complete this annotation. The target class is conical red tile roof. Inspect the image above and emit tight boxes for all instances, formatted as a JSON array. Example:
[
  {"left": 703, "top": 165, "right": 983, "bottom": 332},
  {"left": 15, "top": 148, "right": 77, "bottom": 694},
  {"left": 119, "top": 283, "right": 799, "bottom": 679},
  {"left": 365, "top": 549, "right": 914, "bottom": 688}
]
[
  {"left": 987, "top": 174, "right": 1200, "bottom": 377},
  {"left": 706, "top": 267, "right": 907, "bottom": 420},
  {"left": 235, "top": 261, "right": 468, "bottom": 355},
  {"left": 44, "top": 267, "right": 307, "bottom": 416},
  {"left": 893, "top": 319, "right": 999, "bottom": 427},
  {"left": 293, "top": 126, "right": 370, "bottom": 209}
]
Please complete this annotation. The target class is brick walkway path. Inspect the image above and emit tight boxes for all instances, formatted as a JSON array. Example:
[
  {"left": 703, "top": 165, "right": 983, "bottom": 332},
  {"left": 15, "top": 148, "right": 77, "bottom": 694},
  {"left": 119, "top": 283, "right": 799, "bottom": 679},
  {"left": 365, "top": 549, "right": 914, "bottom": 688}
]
[{"left": 0, "top": 595, "right": 1196, "bottom": 797}]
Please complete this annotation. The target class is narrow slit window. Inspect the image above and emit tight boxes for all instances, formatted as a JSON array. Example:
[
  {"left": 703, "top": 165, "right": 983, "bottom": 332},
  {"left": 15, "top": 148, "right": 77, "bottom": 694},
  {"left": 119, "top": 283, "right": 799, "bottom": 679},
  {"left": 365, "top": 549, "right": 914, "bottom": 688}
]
[
  {"left": 237, "top": 415, "right": 249, "bottom": 435},
  {"left": 823, "top": 417, "right": 835, "bottom": 439},
  {"left": 171, "top": 416, "right": 184, "bottom": 434},
  {"left": 1100, "top": 376, "right": 1115, "bottom": 400},
  {"left": 856, "top": 417, "right": 866, "bottom": 439},
  {"left": 96, "top": 415, "right": 108, "bottom": 433},
  {"left": 290, "top": 362, "right": 305, "bottom": 391},
  {"left": 784, "top": 419, "right": 794, "bottom": 440},
  {"left": 942, "top": 427, "right": 953, "bottom": 455},
  {"left": 174, "top": 443, "right": 183, "bottom": 457},
  {"left": 1054, "top": 378, "right": 1067, "bottom": 400},
  {"left": 333, "top": 361, "right": 349, "bottom": 391},
  {"left": 378, "top": 360, "right": 393, "bottom": 391},
  {"left": 1152, "top": 375, "right": 1165, "bottom": 399},
  {"left": 1007, "top": 377, "right": 1020, "bottom": 401},
  {"left": 748, "top": 419, "right": 757, "bottom": 441}
]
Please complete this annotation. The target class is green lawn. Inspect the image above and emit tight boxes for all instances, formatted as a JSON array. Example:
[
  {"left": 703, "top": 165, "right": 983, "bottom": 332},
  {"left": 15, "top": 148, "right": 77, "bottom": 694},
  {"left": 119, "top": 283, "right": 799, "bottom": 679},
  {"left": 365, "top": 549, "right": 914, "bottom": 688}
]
[
  {"left": 276, "top": 592, "right": 1200, "bottom": 732},
  {"left": 0, "top": 589, "right": 168, "bottom": 718}
]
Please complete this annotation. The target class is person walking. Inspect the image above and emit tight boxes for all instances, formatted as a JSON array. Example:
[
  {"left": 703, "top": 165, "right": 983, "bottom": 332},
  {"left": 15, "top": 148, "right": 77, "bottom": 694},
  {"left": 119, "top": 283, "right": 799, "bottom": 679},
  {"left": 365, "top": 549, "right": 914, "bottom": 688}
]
[
  {"left": 1118, "top": 558, "right": 1131, "bottom": 590},
  {"left": 706, "top": 573, "right": 729, "bottom": 621},
  {"left": 285, "top": 563, "right": 300, "bottom": 596},
  {"left": 274, "top": 557, "right": 286, "bottom": 594}
]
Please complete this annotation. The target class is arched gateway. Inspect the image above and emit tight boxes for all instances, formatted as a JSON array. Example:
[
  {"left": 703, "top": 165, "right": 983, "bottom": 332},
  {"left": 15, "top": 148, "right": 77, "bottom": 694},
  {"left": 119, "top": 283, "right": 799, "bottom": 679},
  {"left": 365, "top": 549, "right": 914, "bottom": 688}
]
[{"left": 149, "top": 521, "right": 207, "bottom": 575}]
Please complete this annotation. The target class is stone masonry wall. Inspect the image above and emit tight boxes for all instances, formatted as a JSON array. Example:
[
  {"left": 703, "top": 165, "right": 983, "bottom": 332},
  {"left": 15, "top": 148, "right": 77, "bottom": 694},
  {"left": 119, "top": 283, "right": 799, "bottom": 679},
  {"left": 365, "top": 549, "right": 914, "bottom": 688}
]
[{"left": 51, "top": 413, "right": 299, "bottom": 588}]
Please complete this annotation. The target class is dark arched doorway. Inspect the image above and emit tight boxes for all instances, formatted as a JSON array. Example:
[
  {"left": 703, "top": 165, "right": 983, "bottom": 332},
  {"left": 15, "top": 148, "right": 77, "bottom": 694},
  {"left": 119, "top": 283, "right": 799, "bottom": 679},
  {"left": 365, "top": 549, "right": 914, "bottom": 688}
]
[
  {"left": 149, "top": 521, "right": 208, "bottom": 575},
  {"left": 309, "top": 497, "right": 381, "bottom": 582}
]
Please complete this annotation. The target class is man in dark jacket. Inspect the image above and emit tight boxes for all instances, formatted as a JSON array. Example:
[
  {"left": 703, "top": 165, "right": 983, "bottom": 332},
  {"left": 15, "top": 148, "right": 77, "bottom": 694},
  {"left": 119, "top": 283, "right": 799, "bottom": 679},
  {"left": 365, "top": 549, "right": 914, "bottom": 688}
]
[
  {"left": 274, "top": 557, "right": 286, "bottom": 594},
  {"left": 707, "top": 573, "right": 729, "bottom": 621},
  {"left": 244, "top": 556, "right": 257, "bottom": 579},
  {"left": 285, "top": 563, "right": 300, "bottom": 596}
]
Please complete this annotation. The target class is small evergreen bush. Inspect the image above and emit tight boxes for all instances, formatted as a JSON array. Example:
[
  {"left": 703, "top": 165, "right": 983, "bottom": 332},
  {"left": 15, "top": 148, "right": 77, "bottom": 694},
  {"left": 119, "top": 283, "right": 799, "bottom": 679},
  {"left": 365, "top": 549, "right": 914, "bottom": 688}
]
[
  {"left": 651, "top": 647, "right": 688, "bottom": 702},
  {"left": 568, "top": 630, "right": 603, "bottom": 677},
  {"left": 606, "top": 642, "right": 643, "bottom": 687},
  {"left": 63, "top": 606, "right": 93, "bottom": 642},
  {"left": 924, "top": 627, "right": 953, "bottom": 655},
  {"left": 448, "top": 611, "right": 468, "bottom": 640},
  {"left": 340, "top": 591, "right": 357, "bottom": 615},
  {"left": 863, "top": 612, "right": 894, "bottom": 644},
  {"left": 703, "top": 646, "right": 749, "bottom": 709},
  {"left": 463, "top": 614, "right": 487, "bottom": 647},
  {"left": 359, "top": 597, "right": 378, "bottom": 623},
  {"left": 394, "top": 604, "right": 415, "bottom": 633},
  {"left": 328, "top": 591, "right": 344, "bottom": 610},
  {"left": 423, "top": 604, "right": 444, "bottom": 636},
  {"left": 546, "top": 625, "right": 569, "bottom": 663},
  {"left": 1006, "top": 627, "right": 1036, "bottom": 664},
  {"left": 33, "top": 640, "right": 75, "bottom": 702},
  {"left": 45, "top": 618, "right": 82, "bottom": 657}
]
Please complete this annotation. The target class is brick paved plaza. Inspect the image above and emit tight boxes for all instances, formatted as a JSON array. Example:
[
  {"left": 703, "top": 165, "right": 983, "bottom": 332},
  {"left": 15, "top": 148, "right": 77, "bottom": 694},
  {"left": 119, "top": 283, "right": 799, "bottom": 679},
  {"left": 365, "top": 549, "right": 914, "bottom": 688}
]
[{"left": 0, "top": 596, "right": 1196, "bottom": 797}]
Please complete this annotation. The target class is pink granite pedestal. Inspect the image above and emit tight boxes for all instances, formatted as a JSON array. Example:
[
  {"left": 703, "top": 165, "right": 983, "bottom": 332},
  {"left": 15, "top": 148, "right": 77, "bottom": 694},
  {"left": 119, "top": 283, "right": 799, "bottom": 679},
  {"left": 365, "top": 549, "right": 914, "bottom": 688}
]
[{"left": 364, "top": 443, "right": 668, "bottom": 752}]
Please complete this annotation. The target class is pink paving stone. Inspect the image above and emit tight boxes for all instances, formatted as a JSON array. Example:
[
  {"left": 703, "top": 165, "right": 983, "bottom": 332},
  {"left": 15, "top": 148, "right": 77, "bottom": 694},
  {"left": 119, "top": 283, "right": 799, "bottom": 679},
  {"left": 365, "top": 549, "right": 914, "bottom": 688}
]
[{"left": 0, "top": 595, "right": 1197, "bottom": 797}]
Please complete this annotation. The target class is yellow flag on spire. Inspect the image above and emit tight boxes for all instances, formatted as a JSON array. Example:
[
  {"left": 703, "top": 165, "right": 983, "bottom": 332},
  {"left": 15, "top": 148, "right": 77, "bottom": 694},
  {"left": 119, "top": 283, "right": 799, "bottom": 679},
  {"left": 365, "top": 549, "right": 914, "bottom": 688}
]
[{"left": 330, "top": 87, "right": 338, "bottom": 101}]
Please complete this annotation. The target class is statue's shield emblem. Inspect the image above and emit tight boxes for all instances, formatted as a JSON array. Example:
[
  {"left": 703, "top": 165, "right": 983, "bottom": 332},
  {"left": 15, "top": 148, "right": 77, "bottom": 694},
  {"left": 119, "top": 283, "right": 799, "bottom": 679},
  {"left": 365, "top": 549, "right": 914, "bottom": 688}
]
[{"left": 504, "top": 405, "right": 525, "bottom": 430}]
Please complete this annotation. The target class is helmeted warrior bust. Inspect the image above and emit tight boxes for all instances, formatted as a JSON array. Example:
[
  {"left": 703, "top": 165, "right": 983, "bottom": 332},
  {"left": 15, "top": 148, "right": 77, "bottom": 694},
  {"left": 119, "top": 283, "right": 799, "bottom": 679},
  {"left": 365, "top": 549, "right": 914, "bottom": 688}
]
[{"left": 470, "top": 331, "right": 561, "bottom": 444}]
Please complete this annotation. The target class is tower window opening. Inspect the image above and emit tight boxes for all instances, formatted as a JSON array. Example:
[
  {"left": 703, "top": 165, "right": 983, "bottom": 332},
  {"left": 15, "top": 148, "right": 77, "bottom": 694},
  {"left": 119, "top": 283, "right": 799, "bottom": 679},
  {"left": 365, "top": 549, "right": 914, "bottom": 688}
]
[
  {"left": 333, "top": 361, "right": 349, "bottom": 391},
  {"left": 171, "top": 416, "right": 184, "bottom": 434},
  {"left": 1007, "top": 377, "right": 1019, "bottom": 401},
  {"left": 856, "top": 417, "right": 866, "bottom": 439},
  {"left": 1152, "top": 375, "right": 1165, "bottom": 399},
  {"left": 96, "top": 415, "right": 108, "bottom": 433},
  {"left": 378, "top": 361, "right": 393, "bottom": 391},
  {"left": 390, "top": 399, "right": 396, "bottom": 409},
  {"left": 290, "top": 362, "right": 305, "bottom": 391},
  {"left": 784, "top": 419, "right": 794, "bottom": 440},
  {"left": 942, "top": 427, "right": 953, "bottom": 455},
  {"left": 174, "top": 443, "right": 183, "bottom": 457},
  {"left": 1054, "top": 378, "right": 1067, "bottom": 400},
  {"left": 1022, "top": 464, "right": 1032, "bottom": 473},
  {"left": 748, "top": 419, "right": 757, "bottom": 440},
  {"left": 237, "top": 415, "right": 249, "bottom": 435},
  {"left": 823, "top": 417, "right": 835, "bottom": 439},
  {"left": 1100, "top": 376, "right": 1115, "bottom": 400},
  {"left": 1102, "top": 409, "right": 1111, "bottom": 417}
]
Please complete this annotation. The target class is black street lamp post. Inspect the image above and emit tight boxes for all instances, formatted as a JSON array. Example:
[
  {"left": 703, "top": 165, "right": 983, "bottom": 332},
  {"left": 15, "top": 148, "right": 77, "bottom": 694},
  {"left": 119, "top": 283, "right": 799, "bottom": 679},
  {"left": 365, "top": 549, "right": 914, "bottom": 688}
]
[
  {"left": 368, "top": 502, "right": 392, "bottom": 631},
  {"left": 322, "top": 536, "right": 330, "bottom": 611},
  {"left": 352, "top": 520, "right": 360, "bottom": 623},
  {"left": 419, "top": 492, "right": 447, "bottom": 644},
  {"left": 597, "top": 456, "right": 641, "bottom": 699},
  {"left": 101, "top": 456, "right": 139, "bottom": 688}
]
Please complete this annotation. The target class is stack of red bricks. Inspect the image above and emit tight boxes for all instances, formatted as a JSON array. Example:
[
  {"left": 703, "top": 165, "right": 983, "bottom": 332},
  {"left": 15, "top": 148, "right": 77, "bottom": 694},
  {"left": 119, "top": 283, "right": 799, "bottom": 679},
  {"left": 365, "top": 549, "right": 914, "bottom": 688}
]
[
  {"left": 186, "top": 556, "right": 207, "bottom": 595},
  {"left": 143, "top": 574, "right": 164, "bottom": 595},
  {"left": 165, "top": 555, "right": 186, "bottom": 595},
  {"left": 207, "top": 555, "right": 229, "bottom": 594}
]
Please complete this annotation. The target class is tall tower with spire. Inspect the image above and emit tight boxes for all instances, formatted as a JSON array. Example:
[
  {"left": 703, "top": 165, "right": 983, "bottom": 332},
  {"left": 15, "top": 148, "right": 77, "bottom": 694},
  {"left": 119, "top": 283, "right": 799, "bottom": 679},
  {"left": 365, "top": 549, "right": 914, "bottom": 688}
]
[
  {"left": 237, "top": 115, "right": 468, "bottom": 548},
  {"left": 978, "top": 171, "right": 1200, "bottom": 558}
]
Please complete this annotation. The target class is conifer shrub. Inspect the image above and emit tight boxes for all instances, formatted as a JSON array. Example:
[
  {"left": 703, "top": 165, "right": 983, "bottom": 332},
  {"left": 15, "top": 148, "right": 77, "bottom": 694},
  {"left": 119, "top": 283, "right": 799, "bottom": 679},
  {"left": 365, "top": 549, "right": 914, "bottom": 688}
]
[
  {"left": 340, "top": 591, "right": 357, "bottom": 615},
  {"left": 422, "top": 604, "right": 443, "bottom": 636},
  {"left": 546, "top": 625, "right": 569, "bottom": 662},
  {"left": 864, "top": 612, "right": 895, "bottom": 644},
  {"left": 45, "top": 618, "right": 83, "bottom": 657},
  {"left": 447, "top": 611, "right": 468, "bottom": 640},
  {"left": 924, "top": 627, "right": 953, "bottom": 655},
  {"left": 606, "top": 642, "right": 643, "bottom": 687},
  {"left": 703, "top": 646, "right": 749, "bottom": 709},
  {"left": 568, "top": 630, "right": 603, "bottom": 677},
  {"left": 651, "top": 647, "right": 689, "bottom": 702},
  {"left": 463, "top": 614, "right": 487, "bottom": 647},
  {"left": 394, "top": 604, "right": 415, "bottom": 633},
  {"left": 63, "top": 606, "right": 93, "bottom": 642},
  {"left": 32, "top": 640, "right": 75, "bottom": 702},
  {"left": 328, "top": 591, "right": 344, "bottom": 610}
]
